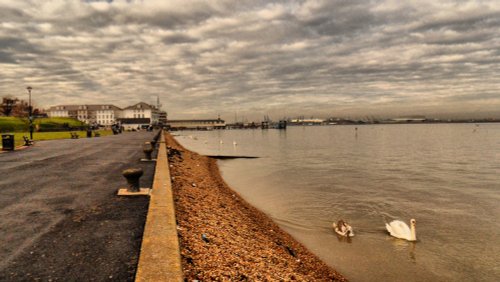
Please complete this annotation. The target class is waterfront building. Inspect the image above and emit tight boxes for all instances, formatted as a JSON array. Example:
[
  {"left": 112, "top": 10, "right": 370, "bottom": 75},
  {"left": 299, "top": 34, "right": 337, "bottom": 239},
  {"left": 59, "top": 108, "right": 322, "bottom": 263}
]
[
  {"left": 122, "top": 102, "right": 160, "bottom": 125},
  {"left": 166, "top": 118, "right": 226, "bottom": 130},
  {"left": 117, "top": 118, "right": 151, "bottom": 130},
  {"left": 158, "top": 111, "right": 167, "bottom": 125},
  {"left": 47, "top": 102, "right": 160, "bottom": 127},
  {"left": 288, "top": 118, "right": 325, "bottom": 125},
  {"left": 47, "top": 104, "right": 122, "bottom": 126},
  {"left": 389, "top": 116, "right": 427, "bottom": 123},
  {"left": 47, "top": 105, "right": 79, "bottom": 119}
]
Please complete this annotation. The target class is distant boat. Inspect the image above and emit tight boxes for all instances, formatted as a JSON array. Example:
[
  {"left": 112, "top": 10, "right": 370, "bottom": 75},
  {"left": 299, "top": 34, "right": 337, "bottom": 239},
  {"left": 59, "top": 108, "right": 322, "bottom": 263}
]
[
  {"left": 261, "top": 121, "right": 270, "bottom": 129},
  {"left": 269, "top": 120, "right": 287, "bottom": 129},
  {"left": 278, "top": 120, "right": 287, "bottom": 129}
]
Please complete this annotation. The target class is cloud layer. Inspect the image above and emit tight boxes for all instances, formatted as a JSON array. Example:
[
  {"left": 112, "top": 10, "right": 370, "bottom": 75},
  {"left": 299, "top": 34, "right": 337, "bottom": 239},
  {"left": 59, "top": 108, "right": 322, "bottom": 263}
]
[{"left": 1, "top": 0, "right": 499, "bottom": 120}]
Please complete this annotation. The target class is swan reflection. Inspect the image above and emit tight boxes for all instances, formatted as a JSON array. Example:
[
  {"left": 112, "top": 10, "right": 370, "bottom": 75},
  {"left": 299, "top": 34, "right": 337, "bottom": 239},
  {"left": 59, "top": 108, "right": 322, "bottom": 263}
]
[{"left": 388, "top": 237, "right": 417, "bottom": 263}]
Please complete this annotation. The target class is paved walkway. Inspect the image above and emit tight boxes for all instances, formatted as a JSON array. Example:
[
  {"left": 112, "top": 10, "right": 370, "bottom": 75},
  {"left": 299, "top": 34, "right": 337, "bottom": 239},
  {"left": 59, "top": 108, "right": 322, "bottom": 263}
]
[{"left": 0, "top": 131, "right": 156, "bottom": 281}]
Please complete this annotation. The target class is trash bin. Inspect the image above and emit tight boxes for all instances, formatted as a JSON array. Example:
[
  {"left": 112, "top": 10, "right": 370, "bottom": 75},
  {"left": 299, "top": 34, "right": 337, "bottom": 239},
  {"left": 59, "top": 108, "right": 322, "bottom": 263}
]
[
  {"left": 1, "top": 134, "right": 15, "bottom": 151},
  {"left": 87, "top": 129, "right": 92, "bottom": 138}
]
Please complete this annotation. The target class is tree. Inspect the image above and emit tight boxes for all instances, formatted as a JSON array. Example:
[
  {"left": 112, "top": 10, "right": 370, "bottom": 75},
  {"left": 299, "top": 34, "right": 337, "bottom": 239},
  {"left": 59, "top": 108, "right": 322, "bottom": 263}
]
[
  {"left": 0, "top": 96, "right": 32, "bottom": 117},
  {"left": 11, "top": 100, "right": 29, "bottom": 117},
  {"left": 1, "top": 97, "right": 18, "bottom": 116}
]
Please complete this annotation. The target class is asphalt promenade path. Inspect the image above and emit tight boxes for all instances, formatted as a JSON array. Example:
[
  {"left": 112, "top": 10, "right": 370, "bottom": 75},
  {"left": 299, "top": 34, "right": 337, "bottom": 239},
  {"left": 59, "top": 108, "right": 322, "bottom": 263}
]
[{"left": 0, "top": 131, "right": 157, "bottom": 281}]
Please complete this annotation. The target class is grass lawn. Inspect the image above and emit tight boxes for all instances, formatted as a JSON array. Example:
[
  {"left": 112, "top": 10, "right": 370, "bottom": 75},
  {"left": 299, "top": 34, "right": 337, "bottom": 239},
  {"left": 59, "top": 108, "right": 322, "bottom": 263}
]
[
  {"left": 0, "top": 117, "right": 28, "bottom": 132},
  {"left": 1, "top": 130, "right": 114, "bottom": 148},
  {"left": 0, "top": 117, "right": 88, "bottom": 132}
]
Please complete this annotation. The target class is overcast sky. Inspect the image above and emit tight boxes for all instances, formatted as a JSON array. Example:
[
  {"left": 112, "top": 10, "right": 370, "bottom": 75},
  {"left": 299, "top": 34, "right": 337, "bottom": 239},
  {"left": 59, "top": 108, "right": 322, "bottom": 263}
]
[{"left": 1, "top": 0, "right": 499, "bottom": 120}]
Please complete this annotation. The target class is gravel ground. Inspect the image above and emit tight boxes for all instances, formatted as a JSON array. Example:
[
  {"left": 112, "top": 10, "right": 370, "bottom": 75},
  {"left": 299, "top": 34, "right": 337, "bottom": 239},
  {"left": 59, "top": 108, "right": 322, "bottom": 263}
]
[{"left": 166, "top": 133, "right": 347, "bottom": 281}]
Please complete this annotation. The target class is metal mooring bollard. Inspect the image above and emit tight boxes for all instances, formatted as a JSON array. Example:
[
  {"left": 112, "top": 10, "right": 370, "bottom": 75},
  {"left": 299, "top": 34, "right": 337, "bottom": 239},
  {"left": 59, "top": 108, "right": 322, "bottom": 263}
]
[
  {"left": 122, "top": 168, "right": 144, "bottom": 192},
  {"left": 150, "top": 139, "right": 157, "bottom": 148},
  {"left": 143, "top": 142, "right": 153, "bottom": 160}
]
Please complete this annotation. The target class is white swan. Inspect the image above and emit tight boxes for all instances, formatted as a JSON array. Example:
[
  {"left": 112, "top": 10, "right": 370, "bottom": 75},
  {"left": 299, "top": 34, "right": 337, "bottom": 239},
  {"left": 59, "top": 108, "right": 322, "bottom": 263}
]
[
  {"left": 386, "top": 219, "right": 417, "bottom": 241},
  {"left": 333, "top": 220, "right": 354, "bottom": 237}
]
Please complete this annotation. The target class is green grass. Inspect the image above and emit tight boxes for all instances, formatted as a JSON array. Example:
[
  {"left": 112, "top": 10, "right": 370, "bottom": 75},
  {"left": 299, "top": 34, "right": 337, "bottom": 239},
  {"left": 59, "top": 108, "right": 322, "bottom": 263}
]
[
  {"left": 1, "top": 130, "right": 114, "bottom": 148},
  {"left": 34, "top": 117, "right": 88, "bottom": 131},
  {"left": 35, "top": 117, "right": 86, "bottom": 127},
  {"left": 0, "top": 117, "right": 114, "bottom": 149},
  {"left": 0, "top": 117, "right": 88, "bottom": 133},
  {"left": 0, "top": 117, "right": 28, "bottom": 132}
]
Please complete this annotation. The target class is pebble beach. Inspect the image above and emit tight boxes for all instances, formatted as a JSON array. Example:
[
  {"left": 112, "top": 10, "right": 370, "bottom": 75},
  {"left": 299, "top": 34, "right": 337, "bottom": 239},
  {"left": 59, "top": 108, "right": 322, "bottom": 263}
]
[{"left": 166, "top": 133, "right": 347, "bottom": 281}]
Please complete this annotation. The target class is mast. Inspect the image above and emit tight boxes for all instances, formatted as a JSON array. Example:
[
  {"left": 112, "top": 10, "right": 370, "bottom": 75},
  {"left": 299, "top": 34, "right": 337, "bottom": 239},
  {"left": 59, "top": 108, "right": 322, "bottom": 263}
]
[{"left": 156, "top": 95, "right": 162, "bottom": 110}]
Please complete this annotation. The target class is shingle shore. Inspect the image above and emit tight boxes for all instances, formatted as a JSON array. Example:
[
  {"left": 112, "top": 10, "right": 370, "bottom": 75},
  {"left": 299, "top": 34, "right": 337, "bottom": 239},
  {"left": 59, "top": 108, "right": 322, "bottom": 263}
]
[{"left": 166, "top": 133, "right": 347, "bottom": 281}]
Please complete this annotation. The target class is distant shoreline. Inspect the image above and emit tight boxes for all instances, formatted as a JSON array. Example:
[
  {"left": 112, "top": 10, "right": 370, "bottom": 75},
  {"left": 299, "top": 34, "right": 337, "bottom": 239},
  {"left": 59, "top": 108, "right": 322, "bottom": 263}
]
[{"left": 287, "top": 120, "right": 500, "bottom": 126}]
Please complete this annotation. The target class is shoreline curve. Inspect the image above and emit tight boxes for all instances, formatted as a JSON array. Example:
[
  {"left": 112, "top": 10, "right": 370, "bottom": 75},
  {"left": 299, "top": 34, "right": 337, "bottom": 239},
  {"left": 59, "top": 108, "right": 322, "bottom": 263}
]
[{"left": 166, "top": 132, "right": 347, "bottom": 281}]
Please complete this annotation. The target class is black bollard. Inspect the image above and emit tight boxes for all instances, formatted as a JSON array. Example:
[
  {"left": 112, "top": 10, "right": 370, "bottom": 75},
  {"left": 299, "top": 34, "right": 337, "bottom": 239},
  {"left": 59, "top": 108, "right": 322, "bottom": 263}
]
[
  {"left": 122, "top": 168, "right": 143, "bottom": 192},
  {"left": 143, "top": 142, "right": 153, "bottom": 160}
]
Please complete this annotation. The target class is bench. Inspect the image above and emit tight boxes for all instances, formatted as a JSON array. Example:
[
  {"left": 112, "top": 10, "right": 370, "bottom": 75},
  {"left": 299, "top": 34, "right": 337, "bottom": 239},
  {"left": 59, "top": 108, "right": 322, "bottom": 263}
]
[
  {"left": 94, "top": 131, "right": 101, "bottom": 137},
  {"left": 23, "top": 136, "right": 34, "bottom": 146},
  {"left": 70, "top": 132, "right": 79, "bottom": 139}
]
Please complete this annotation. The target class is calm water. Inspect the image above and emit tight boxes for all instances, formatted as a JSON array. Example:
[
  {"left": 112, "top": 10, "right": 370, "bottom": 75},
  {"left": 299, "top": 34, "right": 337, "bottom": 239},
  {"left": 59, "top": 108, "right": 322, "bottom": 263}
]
[{"left": 174, "top": 124, "right": 500, "bottom": 281}]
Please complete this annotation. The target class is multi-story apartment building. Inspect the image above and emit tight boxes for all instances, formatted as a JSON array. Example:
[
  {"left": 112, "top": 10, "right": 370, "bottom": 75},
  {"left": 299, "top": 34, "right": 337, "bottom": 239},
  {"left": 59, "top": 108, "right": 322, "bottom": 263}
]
[
  {"left": 47, "top": 102, "right": 158, "bottom": 127},
  {"left": 48, "top": 104, "right": 123, "bottom": 126},
  {"left": 93, "top": 105, "right": 123, "bottom": 126},
  {"left": 48, "top": 105, "right": 79, "bottom": 119}
]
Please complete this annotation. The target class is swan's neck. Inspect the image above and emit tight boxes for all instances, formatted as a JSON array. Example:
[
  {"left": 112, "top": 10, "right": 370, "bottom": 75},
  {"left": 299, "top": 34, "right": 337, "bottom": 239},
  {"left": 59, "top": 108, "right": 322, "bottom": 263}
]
[{"left": 410, "top": 224, "right": 417, "bottom": 241}]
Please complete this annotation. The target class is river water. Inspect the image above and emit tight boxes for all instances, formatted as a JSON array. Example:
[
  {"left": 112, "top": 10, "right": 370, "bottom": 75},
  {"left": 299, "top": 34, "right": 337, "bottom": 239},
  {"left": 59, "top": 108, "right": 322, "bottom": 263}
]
[{"left": 174, "top": 124, "right": 500, "bottom": 281}]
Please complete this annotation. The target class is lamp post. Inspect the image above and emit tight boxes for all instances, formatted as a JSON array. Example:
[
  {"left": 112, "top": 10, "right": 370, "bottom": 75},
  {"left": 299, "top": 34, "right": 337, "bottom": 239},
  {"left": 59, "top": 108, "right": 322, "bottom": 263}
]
[{"left": 26, "top": 86, "right": 33, "bottom": 140}]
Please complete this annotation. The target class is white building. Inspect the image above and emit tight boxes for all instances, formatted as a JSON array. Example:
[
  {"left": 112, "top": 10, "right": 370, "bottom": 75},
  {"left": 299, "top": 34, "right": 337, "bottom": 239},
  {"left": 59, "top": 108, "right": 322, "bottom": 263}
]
[
  {"left": 93, "top": 105, "right": 123, "bottom": 126},
  {"left": 288, "top": 118, "right": 325, "bottom": 125},
  {"left": 48, "top": 105, "right": 78, "bottom": 118},
  {"left": 122, "top": 102, "right": 159, "bottom": 125},
  {"left": 117, "top": 118, "right": 151, "bottom": 131},
  {"left": 47, "top": 104, "right": 122, "bottom": 126},
  {"left": 48, "top": 102, "right": 160, "bottom": 127},
  {"left": 166, "top": 119, "right": 226, "bottom": 130}
]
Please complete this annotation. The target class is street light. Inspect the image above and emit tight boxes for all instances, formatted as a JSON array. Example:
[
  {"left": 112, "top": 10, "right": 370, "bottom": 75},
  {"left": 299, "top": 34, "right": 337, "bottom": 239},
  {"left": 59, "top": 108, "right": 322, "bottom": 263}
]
[{"left": 26, "top": 86, "right": 33, "bottom": 140}]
